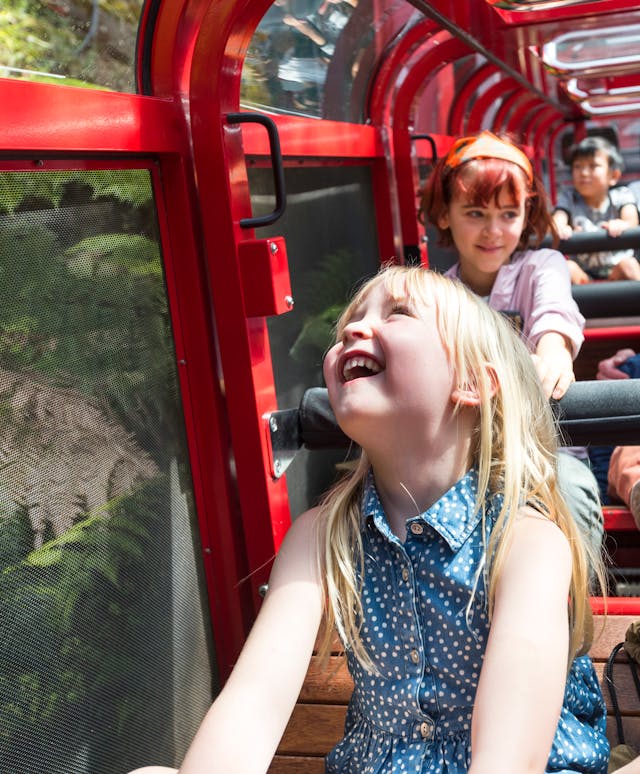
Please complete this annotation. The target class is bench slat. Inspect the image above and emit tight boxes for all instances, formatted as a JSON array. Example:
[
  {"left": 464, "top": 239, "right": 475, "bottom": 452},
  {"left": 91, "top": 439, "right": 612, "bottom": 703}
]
[
  {"left": 268, "top": 756, "right": 326, "bottom": 773},
  {"left": 300, "top": 656, "right": 352, "bottom": 703},
  {"left": 596, "top": 661, "right": 640, "bottom": 715},
  {"left": 277, "top": 703, "right": 347, "bottom": 755},
  {"left": 591, "top": 615, "right": 637, "bottom": 660}
]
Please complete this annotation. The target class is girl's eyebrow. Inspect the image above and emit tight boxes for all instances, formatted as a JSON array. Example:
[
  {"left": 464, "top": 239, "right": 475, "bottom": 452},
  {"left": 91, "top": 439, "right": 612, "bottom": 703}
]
[{"left": 461, "top": 201, "right": 519, "bottom": 209}]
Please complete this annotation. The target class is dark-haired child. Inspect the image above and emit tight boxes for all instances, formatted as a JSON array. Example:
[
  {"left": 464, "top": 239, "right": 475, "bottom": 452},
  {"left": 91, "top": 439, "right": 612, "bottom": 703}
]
[{"left": 552, "top": 136, "right": 640, "bottom": 283}]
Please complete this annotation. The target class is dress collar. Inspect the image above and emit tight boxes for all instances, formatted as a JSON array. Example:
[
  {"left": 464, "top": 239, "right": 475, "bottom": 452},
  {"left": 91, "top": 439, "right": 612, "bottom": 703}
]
[{"left": 362, "top": 468, "right": 493, "bottom": 551}]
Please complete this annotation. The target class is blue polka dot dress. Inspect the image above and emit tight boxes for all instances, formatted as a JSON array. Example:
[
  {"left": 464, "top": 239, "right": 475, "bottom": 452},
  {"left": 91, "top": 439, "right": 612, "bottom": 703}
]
[{"left": 325, "top": 468, "right": 609, "bottom": 773}]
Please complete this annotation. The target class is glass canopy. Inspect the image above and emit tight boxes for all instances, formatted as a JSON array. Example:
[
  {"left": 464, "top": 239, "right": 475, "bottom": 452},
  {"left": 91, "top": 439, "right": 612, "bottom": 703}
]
[{"left": 0, "top": 0, "right": 145, "bottom": 92}]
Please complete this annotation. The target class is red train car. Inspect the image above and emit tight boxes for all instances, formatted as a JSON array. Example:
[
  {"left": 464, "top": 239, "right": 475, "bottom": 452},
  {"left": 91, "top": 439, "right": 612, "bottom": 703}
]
[{"left": 1, "top": 1, "right": 640, "bottom": 771}]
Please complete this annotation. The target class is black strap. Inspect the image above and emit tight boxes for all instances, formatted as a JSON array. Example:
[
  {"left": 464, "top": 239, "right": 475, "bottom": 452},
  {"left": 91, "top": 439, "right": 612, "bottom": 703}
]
[
  {"left": 605, "top": 641, "right": 640, "bottom": 747},
  {"left": 605, "top": 642, "right": 627, "bottom": 746}
]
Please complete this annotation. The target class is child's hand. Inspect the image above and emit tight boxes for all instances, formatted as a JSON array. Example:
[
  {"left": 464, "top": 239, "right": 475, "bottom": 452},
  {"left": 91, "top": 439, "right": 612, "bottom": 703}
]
[
  {"left": 555, "top": 223, "right": 574, "bottom": 241},
  {"left": 566, "top": 259, "right": 590, "bottom": 284},
  {"left": 532, "top": 333, "right": 575, "bottom": 399},
  {"left": 596, "top": 348, "right": 636, "bottom": 380},
  {"left": 602, "top": 218, "right": 630, "bottom": 237}
]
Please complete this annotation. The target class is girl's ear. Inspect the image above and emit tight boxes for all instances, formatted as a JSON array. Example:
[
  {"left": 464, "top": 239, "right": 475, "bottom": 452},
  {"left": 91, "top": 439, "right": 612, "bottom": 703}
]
[
  {"left": 437, "top": 210, "right": 450, "bottom": 230},
  {"left": 451, "top": 364, "right": 500, "bottom": 406}
]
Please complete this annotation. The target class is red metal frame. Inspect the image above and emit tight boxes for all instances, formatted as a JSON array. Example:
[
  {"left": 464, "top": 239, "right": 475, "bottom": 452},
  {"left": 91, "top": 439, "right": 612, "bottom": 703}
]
[
  {"left": 466, "top": 77, "right": 519, "bottom": 134},
  {"left": 604, "top": 507, "right": 638, "bottom": 532},
  {"left": 591, "top": 597, "right": 640, "bottom": 615},
  {"left": 236, "top": 116, "right": 383, "bottom": 158},
  {"left": 0, "top": 78, "right": 184, "bottom": 153},
  {"left": 505, "top": 96, "right": 547, "bottom": 141},
  {"left": 368, "top": 18, "right": 440, "bottom": 125},
  {"left": 491, "top": 90, "right": 529, "bottom": 134},
  {"left": 584, "top": 326, "right": 640, "bottom": 343},
  {"left": 448, "top": 62, "right": 500, "bottom": 135},
  {"left": 488, "top": 0, "right": 640, "bottom": 26},
  {"left": 390, "top": 34, "right": 471, "bottom": 258},
  {"left": 539, "top": 120, "right": 569, "bottom": 206},
  {"left": 3, "top": 0, "right": 639, "bottom": 682}
]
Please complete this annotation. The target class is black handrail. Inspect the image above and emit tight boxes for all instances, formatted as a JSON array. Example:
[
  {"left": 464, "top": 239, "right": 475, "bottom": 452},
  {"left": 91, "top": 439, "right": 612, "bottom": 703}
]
[
  {"left": 536, "top": 228, "right": 640, "bottom": 316},
  {"left": 541, "top": 226, "right": 640, "bottom": 255},
  {"left": 227, "top": 112, "right": 287, "bottom": 228},
  {"left": 410, "top": 133, "right": 438, "bottom": 162},
  {"left": 293, "top": 381, "right": 640, "bottom": 449},
  {"left": 572, "top": 280, "right": 640, "bottom": 319}
]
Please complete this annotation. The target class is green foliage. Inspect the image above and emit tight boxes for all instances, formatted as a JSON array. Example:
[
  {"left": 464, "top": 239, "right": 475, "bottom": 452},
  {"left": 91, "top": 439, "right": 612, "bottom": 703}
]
[
  {"left": 0, "top": 170, "right": 153, "bottom": 211},
  {"left": 289, "top": 249, "right": 354, "bottom": 366},
  {"left": 0, "top": 478, "right": 171, "bottom": 772},
  {"left": 0, "top": 0, "right": 142, "bottom": 92},
  {"left": 0, "top": 170, "right": 179, "bottom": 463},
  {"left": 0, "top": 503, "right": 33, "bottom": 567},
  {"left": 0, "top": 168, "right": 189, "bottom": 769}
]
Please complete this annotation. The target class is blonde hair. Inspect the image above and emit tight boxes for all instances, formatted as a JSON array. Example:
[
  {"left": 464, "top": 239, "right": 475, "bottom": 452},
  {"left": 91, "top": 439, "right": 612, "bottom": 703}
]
[{"left": 317, "top": 266, "right": 603, "bottom": 669}]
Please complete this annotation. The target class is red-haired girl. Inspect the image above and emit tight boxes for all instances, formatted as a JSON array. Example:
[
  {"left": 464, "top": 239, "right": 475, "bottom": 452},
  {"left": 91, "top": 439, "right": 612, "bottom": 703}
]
[{"left": 421, "top": 131, "right": 603, "bottom": 559}]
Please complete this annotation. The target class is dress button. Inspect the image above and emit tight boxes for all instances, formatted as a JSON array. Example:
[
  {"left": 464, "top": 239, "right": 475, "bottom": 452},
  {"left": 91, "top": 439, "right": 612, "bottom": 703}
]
[
  {"left": 410, "top": 523, "right": 424, "bottom": 535},
  {"left": 401, "top": 567, "right": 409, "bottom": 582},
  {"left": 420, "top": 720, "right": 434, "bottom": 740},
  {"left": 409, "top": 649, "right": 420, "bottom": 664}
]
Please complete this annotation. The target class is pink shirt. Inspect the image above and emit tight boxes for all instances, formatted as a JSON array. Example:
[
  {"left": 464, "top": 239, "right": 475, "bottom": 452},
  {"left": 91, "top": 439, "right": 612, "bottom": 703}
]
[{"left": 445, "top": 248, "right": 585, "bottom": 358}]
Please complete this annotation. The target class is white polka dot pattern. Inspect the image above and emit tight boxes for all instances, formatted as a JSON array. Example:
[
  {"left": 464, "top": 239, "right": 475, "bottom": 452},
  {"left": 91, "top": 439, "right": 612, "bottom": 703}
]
[{"left": 325, "top": 469, "right": 609, "bottom": 773}]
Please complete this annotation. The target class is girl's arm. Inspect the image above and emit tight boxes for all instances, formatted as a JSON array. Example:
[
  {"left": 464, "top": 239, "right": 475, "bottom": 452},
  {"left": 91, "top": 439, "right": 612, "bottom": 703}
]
[
  {"left": 526, "top": 250, "right": 584, "bottom": 392},
  {"left": 178, "top": 507, "right": 325, "bottom": 774},
  {"left": 532, "top": 331, "right": 574, "bottom": 400},
  {"left": 469, "top": 508, "right": 572, "bottom": 774}
]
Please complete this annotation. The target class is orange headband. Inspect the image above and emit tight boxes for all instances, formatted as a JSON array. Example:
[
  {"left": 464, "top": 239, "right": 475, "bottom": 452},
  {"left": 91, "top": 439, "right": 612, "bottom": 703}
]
[{"left": 444, "top": 131, "right": 533, "bottom": 185}]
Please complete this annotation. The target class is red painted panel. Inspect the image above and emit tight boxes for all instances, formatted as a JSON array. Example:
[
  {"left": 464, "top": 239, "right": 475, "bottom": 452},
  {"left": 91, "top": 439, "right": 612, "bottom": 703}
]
[
  {"left": 591, "top": 597, "right": 640, "bottom": 615},
  {"left": 604, "top": 507, "right": 638, "bottom": 532},
  {"left": 238, "top": 117, "right": 383, "bottom": 159},
  {"left": 0, "top": 78, "right": 186, "bottom": 153},
  {"left": 585, "top": 327, "right": 640, "bottom": 342}
]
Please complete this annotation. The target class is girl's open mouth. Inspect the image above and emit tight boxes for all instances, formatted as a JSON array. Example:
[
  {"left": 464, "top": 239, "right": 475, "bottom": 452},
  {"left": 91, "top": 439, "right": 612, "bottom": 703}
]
[{"left": 342, "top": 355, "right": 383, "bottom": 382}]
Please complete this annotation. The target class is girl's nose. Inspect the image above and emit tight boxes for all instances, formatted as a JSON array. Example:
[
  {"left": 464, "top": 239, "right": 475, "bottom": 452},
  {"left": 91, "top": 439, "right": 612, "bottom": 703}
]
[
  {"left": 342, "top": 317, "right": 374, "bottom": 341},
  {"left": 482, "top": 218, "right": 500, "bottom": 235}
]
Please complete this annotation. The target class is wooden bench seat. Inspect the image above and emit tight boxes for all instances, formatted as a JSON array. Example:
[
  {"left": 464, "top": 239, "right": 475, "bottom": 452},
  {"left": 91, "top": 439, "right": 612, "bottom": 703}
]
[{"left": 268, "top": 614, "right": 640, "bottom": 771}]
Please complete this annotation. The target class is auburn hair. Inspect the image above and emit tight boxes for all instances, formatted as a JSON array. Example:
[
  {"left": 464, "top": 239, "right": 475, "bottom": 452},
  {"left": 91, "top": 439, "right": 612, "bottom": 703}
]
[{"left": 420, "top": 153, "right": 558, "bottom": 250}]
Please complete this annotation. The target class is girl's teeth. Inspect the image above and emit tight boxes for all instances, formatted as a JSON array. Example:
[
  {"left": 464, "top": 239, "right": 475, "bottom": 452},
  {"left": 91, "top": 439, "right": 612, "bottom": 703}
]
[{"left": 343, "top": 357, "right": 382, "bottom": 381}]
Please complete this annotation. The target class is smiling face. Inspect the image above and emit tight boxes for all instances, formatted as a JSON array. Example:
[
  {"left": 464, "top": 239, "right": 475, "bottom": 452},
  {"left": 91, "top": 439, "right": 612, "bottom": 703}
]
[
  {"left": 438, "top": 188, "right": 527, "bottom": 297},
  {"left": 323, "top": 276, "right": 457, "bottom": 448}
]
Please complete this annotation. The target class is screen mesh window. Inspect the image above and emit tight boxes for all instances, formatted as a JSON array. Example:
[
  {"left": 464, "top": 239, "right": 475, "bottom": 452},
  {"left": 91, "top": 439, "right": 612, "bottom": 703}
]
[{"left": 0, "top": 168, "right": 215, "bottom": 773}]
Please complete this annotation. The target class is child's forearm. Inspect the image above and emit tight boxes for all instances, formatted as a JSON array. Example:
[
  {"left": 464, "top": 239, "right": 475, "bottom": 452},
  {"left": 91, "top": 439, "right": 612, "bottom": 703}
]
[
  {"left": 533, "top": 332, "right": 574, "bottom": 399},
  {"left": 552, "top": 211, "right": 572, "bottom": 240},
  {"left": 178, "top": 692, "right": 280, "bottom": 773}
]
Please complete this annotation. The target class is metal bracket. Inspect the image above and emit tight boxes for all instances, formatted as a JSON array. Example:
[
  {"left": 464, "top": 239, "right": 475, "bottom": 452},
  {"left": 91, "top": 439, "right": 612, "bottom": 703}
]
[{"left": 264, "top": 408, "right": 302, "bottom": 480}]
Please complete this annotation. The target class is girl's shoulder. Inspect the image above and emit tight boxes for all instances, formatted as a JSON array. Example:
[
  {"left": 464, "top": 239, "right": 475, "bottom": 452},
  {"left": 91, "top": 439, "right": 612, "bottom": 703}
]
[
  {"left": 276, "top": 507, "right": 325, "bottom": 565},
  {"left": 270, "top": 506, "right": 326, "bottom": 585},
  {"left": 512, "top": 247, "right": 570, "bottom": 269},
  {"left": 498, "top": 505, "right": 572, "bottom": 582},
  {"left": 283, "top": 506, "right": 326, "bottom": 549},
  {"left": 513, "top": 504, "right": 571, "bottom": 558}
]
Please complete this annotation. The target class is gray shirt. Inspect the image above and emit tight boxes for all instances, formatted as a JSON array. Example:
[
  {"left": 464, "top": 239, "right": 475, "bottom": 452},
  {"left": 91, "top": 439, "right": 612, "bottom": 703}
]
[{"left": 555, "top": 186, "right": 638, "bottom": 278}]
